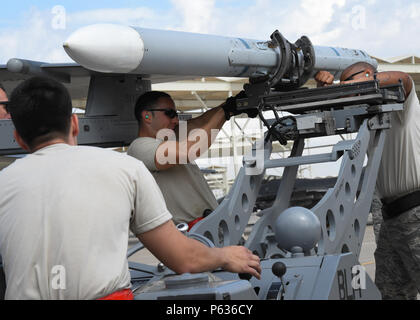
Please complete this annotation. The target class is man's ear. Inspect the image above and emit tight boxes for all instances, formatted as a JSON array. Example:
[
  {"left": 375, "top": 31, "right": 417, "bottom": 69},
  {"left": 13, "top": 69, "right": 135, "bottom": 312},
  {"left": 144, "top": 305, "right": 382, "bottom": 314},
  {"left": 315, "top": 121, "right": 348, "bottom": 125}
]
[
  {"left": 142, "top": 111, "right": 152, "bottom": 124},
  {"left": 68, "top": 114, "right": 79, "bottom": 146},
  {"left": 71, "top": 114, "right": 79, "bottom": 137},
  {"left": 13, "top": 130, "right": 30, "bottom": 151}
]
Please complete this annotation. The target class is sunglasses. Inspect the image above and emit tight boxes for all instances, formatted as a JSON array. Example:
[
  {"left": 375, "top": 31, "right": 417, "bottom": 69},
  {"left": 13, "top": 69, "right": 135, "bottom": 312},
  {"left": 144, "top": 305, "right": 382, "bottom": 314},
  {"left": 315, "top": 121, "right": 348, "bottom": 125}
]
[
  {"left": 147, "top": 108, "right": 179, "bottom": 119},
  {"left": 0, "top": 101, "right": 9, "bottom": 112}
]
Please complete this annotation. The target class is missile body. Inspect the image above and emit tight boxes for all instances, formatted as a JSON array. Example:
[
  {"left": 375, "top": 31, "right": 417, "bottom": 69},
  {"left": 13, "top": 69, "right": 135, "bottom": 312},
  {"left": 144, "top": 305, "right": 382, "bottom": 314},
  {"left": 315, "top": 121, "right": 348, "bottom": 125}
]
[
  {"left": 63, "top": 24, "right": 377, "bottom": 81},
  {"left": 7, "top": 58, "right": 71, "bottom": 83}
]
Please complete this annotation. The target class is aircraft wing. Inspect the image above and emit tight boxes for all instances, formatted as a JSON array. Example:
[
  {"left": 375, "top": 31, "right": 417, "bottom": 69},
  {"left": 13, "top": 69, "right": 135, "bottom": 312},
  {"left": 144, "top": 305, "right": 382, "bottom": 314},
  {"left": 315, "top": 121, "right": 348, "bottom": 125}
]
[
  {"left": 0, "top": 62, "right": 88, "bottom": 81},
  {"left": 0, "top": 60, "right": 197, "bottom": 156},
  {"left": 0, "top": 61, "right": 195, "bottom": 100},
  {"left": 0, "top": 62, "right": 92, "bottom": 100}
]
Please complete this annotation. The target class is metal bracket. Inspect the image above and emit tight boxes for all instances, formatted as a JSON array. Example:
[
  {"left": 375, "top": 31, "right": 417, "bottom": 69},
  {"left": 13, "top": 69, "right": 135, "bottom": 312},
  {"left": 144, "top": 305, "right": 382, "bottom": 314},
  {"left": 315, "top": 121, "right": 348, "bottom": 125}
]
[{"left": 367, "top": 113, "right": 391, "bottom": 130}]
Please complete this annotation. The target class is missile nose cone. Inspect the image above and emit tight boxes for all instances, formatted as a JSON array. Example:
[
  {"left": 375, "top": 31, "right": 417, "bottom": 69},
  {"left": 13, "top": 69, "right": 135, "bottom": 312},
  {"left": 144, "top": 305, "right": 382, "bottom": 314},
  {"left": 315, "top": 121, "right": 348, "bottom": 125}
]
[{"left": 63, "top": 24, "right": 144, "bottom": 73}]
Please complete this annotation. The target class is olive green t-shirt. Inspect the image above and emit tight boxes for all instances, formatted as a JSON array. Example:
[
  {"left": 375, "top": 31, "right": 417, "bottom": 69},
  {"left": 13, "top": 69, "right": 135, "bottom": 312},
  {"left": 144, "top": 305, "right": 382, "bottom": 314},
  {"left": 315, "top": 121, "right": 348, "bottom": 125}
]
[{"left": 127, "top": 137, "right": 219, "bottom": 225}]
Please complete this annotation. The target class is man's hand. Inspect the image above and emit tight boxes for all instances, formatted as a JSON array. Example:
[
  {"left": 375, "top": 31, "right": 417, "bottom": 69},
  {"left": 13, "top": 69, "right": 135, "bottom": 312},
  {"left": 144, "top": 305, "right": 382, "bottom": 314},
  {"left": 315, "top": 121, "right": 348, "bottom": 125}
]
[
  {"left": 138, "top": 220, "right": 262, "bottom": 279},
  {"left": 315, "top": 71, "right": 334, "bottom": 87},
  {"left": 222, "top": 91, "right": 259, "bottom": 120},
  {"left": 220, "top": 246, "right": 262, "bottom": 280}
]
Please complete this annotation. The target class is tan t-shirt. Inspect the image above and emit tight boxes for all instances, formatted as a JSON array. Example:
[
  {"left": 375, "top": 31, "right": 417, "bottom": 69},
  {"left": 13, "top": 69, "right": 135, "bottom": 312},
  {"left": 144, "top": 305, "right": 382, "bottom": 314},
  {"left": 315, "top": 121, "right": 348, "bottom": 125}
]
[
  {"left": 0, "top": 144, "right": 172, "bottom": 300},
  {"left": 376, "top": 81, "right": 420, "bottom": 199},
  {"left": 127, "top": 137, "right": 219, "bottom": 225},
  {"left": 0, "top": 157, "right": 16, "bottom": 171}
]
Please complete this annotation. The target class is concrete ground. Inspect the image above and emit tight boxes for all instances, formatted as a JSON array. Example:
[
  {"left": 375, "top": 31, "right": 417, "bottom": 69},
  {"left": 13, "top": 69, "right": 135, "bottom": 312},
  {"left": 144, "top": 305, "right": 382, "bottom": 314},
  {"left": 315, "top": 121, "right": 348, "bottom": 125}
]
[{"left": 359, "top": 225, "right": 377, "bottom": 281}]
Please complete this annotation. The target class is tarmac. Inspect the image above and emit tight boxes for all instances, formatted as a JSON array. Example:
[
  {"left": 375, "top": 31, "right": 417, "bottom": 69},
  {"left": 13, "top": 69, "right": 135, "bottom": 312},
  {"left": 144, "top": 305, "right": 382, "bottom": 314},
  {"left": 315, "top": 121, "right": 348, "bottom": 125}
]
[{"left": 359, "top": 224, "right": 377, "bottom": 281}]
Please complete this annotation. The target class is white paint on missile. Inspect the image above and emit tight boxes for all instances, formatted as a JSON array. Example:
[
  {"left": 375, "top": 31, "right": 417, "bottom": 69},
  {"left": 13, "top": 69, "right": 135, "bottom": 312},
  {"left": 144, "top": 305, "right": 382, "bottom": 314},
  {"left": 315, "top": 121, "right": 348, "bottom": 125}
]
[
  {"left": 313, "top": 46, "right": 378, "bottom": 77},
  {"left": 229, "top": 48, "right": 277, "bottom": 67},
  {"left": 63, "top": 24, "right": 144, "bottom": 73},
  {"left": 63, "top": 23, "right": 377, "bottom": 79}
]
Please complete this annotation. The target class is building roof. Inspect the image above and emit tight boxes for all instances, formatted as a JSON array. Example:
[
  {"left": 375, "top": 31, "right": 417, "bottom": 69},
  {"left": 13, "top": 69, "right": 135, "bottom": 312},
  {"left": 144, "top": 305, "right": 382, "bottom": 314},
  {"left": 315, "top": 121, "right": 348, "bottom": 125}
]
[{"left": 371, "top": 55, "right": 420, "bottom": 64}]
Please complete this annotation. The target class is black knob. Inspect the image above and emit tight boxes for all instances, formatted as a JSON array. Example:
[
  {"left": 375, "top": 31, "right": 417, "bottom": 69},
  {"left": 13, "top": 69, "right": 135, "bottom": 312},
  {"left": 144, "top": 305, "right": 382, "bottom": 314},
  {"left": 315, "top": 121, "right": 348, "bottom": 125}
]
[
  {"left": 238, "top": 273, "right": 253, "bottom": 281},
  {"left": 272, "top": 262, "right": 287, "bottom": 279}
]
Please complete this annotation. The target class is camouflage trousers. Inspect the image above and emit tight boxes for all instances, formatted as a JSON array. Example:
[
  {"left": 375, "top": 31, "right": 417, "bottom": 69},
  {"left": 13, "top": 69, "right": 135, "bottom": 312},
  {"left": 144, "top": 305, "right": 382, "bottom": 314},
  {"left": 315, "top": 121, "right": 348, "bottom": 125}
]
[
  {"left": 373, "top": 205, "right": 420, "bottom": 300},
  {"left": 370, "top": 192, "right": 383, "bottom": 243}
]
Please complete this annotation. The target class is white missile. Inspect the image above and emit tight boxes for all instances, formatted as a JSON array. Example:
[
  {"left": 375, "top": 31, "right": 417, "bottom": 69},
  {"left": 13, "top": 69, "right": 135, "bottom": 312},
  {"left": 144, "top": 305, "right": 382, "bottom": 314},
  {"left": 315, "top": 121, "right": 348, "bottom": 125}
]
[{"left": 63, "top": 24, "right": 377, "bottom": 82}]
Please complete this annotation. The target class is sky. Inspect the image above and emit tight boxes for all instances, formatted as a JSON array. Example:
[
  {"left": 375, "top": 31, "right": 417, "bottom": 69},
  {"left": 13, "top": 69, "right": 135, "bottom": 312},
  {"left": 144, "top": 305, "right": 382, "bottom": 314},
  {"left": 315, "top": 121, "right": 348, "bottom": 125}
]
[{"left": 1, "top": 0, "right": 420, "bottom": 64}]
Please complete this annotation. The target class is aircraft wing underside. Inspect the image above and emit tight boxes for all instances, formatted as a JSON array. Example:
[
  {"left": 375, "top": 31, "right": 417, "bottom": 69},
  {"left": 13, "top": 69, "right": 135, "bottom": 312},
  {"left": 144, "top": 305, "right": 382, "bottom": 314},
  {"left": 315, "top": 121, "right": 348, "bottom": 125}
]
[
  {"left": 0, "top": 61, "right": 198, "bottom": 155},
  {"left": 0, "top": 62, "right": 195, "bottom": 100}
]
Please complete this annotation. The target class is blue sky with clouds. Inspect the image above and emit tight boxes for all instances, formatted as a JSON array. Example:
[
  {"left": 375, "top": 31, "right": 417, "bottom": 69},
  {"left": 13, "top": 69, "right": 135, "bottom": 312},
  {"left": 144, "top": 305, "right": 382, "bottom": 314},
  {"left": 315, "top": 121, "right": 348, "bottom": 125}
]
[{"left": 1, "top": 0, "right": 420, "bottom": 64}]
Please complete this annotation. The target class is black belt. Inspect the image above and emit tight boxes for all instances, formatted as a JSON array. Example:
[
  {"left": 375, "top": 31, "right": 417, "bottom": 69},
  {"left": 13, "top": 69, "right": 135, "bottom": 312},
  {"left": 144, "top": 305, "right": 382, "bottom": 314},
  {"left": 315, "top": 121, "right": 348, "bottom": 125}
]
[
  {"left": 203, "top": 209, "right": 213, "bottom": 218},
  {"left": 381, "top": 190, "right": 420, "bottom": 220}
]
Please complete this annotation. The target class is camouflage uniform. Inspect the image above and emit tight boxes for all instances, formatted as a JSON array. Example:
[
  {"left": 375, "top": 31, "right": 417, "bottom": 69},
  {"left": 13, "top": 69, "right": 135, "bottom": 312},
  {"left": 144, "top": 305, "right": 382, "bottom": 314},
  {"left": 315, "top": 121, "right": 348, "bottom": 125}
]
[
  {"left": 370, "top": 190, "right": 383, "bottom": 243},
  {"left": 374, "top": 205, "right": 420, "bottom": 300},
  {"left": 372, "top": 81, "right": 420, "bottom": 300}
]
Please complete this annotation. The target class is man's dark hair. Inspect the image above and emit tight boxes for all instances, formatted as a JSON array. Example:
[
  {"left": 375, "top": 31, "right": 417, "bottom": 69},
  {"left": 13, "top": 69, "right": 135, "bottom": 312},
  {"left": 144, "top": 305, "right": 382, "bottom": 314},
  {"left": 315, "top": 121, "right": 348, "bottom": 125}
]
[
  {"left": 0, "top": 82, "right": 6, "bottom": 93},
  {"left": 134, "top": 91, "right": 171, "bottom": 125},
  {"left": 9, "top": 76, "right": 73, "bottom": 149}
]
